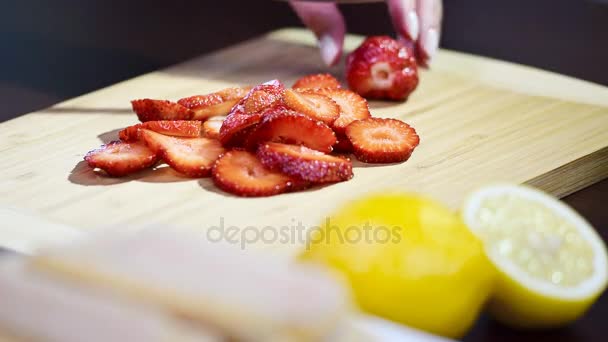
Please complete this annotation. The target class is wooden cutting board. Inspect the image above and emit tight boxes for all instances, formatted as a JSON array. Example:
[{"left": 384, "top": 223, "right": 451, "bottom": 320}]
[{"left": 1, "top": 28, "right": 607, "bottom": 255}]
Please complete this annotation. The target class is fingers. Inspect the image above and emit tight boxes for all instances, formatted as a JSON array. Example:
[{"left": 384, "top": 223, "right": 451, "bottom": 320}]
[
  {"left": 386, "top": 0, "right": 442, "bottom": 66},
  {"left": 416, "top": 0, "right": 443, "bottom": 65},
  {"left": 386, "top": 0, "right": 419, "bottom": 41},
  {"left": 289, "top": 1, "right": 346, "bottom": 66}
]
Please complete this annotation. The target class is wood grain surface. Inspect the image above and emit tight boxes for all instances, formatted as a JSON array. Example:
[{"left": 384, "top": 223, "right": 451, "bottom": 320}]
[{"left": 1, "top": 28, "right": 607, "bottom": 255}]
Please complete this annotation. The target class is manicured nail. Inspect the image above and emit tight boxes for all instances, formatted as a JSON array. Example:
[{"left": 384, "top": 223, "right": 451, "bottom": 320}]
[
  {"left": 404, "top": 10, "right": 419, "bottom": 41},
  {"left": 319, "top": 34, "right": 340, "bottom": 66},
  {"left": 422, "top": 28, "right": 439, "bottom": 61}
]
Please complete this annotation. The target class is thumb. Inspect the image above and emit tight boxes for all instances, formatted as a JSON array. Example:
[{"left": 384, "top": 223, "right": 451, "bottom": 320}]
[{"left": 289, "top": 1, "right": 346, "bottom": 66}]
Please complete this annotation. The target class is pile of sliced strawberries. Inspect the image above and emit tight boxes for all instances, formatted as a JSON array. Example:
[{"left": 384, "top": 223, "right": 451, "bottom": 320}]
[{"left": 84, "top": 74, "right": 420, "bottom": 197}]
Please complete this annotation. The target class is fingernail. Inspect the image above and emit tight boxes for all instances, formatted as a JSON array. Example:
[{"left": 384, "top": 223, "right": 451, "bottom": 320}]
[
  {"left": 319, "top": 34, "right": 340, "bottom": 66},
  {"left": 422, "top": 28, "right": 439, "bottom": 61},
  {"left": 404, "top": 10, "right": 419, "bottom": 41}
]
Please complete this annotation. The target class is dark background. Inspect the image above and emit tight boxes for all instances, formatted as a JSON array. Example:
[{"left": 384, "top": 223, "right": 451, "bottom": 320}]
[{"left": 1, "top": 1, "right": 607, "bottom": 341}]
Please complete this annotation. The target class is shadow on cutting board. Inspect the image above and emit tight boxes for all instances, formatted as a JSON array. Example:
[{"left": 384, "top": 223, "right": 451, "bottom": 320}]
[
  {"left": 68, "top": 161, "right": 132, "bottom": 186},
  {"left": 68, "top": 161, "right": 194, "bottom": 186},
  {"left": 69, "top": 154, "right": 393, "bottom": 189},
  {"left": 197, "top": 178, "right": 228, "bottom": 196},
  {"left": 97, "top": 128, "right": 122, "bottom": 144}
]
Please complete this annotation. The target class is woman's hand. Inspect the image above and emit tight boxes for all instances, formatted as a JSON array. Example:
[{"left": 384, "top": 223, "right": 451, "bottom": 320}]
[{"left": 289, "top": 0, "right": 442, "bottom": 66}]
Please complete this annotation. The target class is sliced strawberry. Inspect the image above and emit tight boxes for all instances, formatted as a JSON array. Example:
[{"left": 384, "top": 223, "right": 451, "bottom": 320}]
[
  {"left": 84, "top": 141, "right": 158, "bottom": 177},
  {"left": 282, "top": 89, "right": 340, "bottom": 125},
  {"left": 131, "top": 99, "right": 193, "bottom": 122},
  {"left": 219, "top": 112, "right": 264, "bottom": 147},
  {"left": 345, "top": 118, "right": 420, "bottom": 163},
  {"left": 202, "top": 116, "right": 225, "bottom": 140},
  {"left": 119, "top": 121, "right": 201, "bottom": 142},
  {"left": 243, "top": 88, "right": 283, "bottom": 114},
  {"left": 244, "top": 109, "right": 336, "bottom": 153},
  {"left": 292, "top": 73, "right": 341, "bottom": 90},
  {"left": 257, "top": 142, "right": 353, "bottom": 183},
  {"left": 118, "top": 125, "right": 142, "bottom": 142},
  {"left": 346, "top": 36, "right": 419, "bottom": 101},
  {"left": 212, "top": 150, "right": 305, "bottom": 197},
  {"left": 140, "top": 129, "right": 225, "bottom": 177},
  {"left": 178, "top": 87, "right": 251, "bottom": 120},
  {"left": 333, "top": 134, "right": 353, "bottom": 153},
  {"left": 229, "top": 80, "right": 285, "bottom": 116},
  {"left": 247, "top": 79, "right": 284, "bottom": 96},
  {"left": 315, "top": 89, "right": 371, "bottom": 134},
  {"left": 143, "top": 120, "right": 201, "bottom": 137}
]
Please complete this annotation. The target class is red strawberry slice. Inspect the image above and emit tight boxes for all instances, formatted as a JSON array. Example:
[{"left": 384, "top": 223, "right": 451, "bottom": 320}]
[
  {"left": 119, "top": 121, "right": 201, "bottom": 142},
  {"left": 333, "top": 134, "right": 353, "bottom": 153},
  {"left": 345, "top": 118, "right": 420, "bottom": 163},
  {"left": 257, "top": 142, "right": 353, "bottom": 183},
  {"left": 243, "top": 89, "right": 283, "bottom": 114},
  {"left": 84, "top": 141, "right": 158, "bottom": 177},
  {"left": 202, "top": 116, "right": 225, "bottom": 140},
  {"left": 140, "top": 129, "right": 225, "bottom": 177},
  {"left": 131, "top": 99, "right": 193, "bottom": 122},
  {"left": 292, "top": 73, "right": 341, "bottom": 90},
  {"left": 244, "top": 108, "right": 336, "bottom": 153},
  {"left": 346, "top": 36, "right": 419, "bottom": 101},
  {"left": 218, "top": 112, "right": 264, "bottom": 147},
  {"left": 119, "top": 125, "right": 144, "bottom": 142},
  {"left": 178, "top": 87, "right": 251, "bottom": 120},
  {"left": 282, "top": 89, "right": 340, "bottom": 125},
  {"left": 212, "top": 149, "right": 305, "bottom": 197},
  {"left": 229, "top": 80, "right": 285, "bottom": 116},
  {"left": 315, "top": 89, "right": 371, "bottom": 134}
]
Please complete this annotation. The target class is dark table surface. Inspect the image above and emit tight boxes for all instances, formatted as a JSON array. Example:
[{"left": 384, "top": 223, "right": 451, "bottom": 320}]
[{"left": 1, "top": 1, "right": 607, "bottom": 341}]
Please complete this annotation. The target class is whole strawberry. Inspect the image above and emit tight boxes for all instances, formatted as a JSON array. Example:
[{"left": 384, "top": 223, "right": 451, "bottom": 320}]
[{"left": 346, "top": 36, "right": 418, "bottom": 101}]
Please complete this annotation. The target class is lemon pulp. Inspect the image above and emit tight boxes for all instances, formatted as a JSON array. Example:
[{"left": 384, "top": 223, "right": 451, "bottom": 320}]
[
  {"left": 463, "top": 184, "right": 608, "bottom": 328},
  {"left": 474, "top": 193, "right": 595, "bottom": 287}
]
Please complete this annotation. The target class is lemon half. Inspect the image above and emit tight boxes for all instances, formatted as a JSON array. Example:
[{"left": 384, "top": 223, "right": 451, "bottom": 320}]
[
  {"left": 462, "top": 184, "right": 608, "bottom": 328},
  {"left": 302, "top": 193, "right": 495, "bottom": 338}
]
